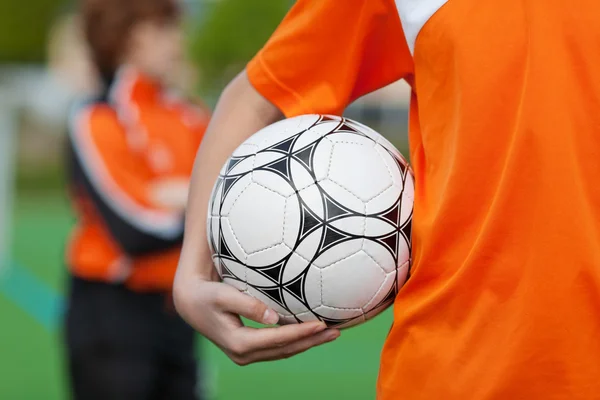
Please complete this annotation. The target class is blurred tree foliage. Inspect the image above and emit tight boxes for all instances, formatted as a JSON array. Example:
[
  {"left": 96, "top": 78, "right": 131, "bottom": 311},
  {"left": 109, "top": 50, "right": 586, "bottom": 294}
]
[
  {"left": 0, "top": 0, "right": 65, "bottom": 63},
  {"left": 189, "top": 0, "right": 290, "bottom": 95}
]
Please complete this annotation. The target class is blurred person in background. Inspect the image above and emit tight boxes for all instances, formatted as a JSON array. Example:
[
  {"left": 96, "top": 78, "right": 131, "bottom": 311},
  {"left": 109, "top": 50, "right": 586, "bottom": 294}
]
[
  {"left": 64, "top": 0, "right": 210, "bottom": 398},
  {"left": 31, "top": 12, "right": 100, "bottom": 129}
]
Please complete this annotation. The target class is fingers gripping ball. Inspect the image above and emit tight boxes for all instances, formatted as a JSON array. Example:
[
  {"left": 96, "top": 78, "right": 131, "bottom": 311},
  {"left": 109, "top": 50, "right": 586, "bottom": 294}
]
[{"left": 207, "top": 115, "right": 413, "bottom": 329}]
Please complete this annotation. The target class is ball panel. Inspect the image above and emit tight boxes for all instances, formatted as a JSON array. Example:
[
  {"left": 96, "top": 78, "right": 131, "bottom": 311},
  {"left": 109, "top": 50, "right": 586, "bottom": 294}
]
[
  {"left": 296, "top": 184, "right": 325, "bottom": 219},
  {"left": 242, "top": 118, "right": 297, "bottom": 148},
  {"left": 220, "top": 218, "right": 247, "bottom": 261},
  {"left": 230, "top": 143, "right": 259, "bottom": 158},
  {"left": 327, "top": 131, "right": 374, "bottom": 146},
  {"left": 397, "top": 260, "right": 410, "bottom": 288},
  {"left": 374, "top": 144, "right": 405, "bottom": 190},
  {"left": 345, "top": 119, "right": 382, "bottom": 143},
  {"left": 314, "top": 305, "right": 363, "bottom": 321},
  {"left": 219, "top": 174, "right": 252, "bottom": 217},
  {"left": 303, "top": 265, "right": 323, "bottom": 311},
  {"left": 291, "top": 120, "right": 338, "bottom": 150},
  {"left": 400, "top": 175, "right": 415, "bottom": 226},
  {"left": 245, "top": 243, "right": 292, "bottom": 268},
  {"left": 251, "top": 169, "right": 295, "bottom": 198},
  {"left": 252, "top": 114, "right": 319, "bottom": 150},
  {"left": 283, "top": 196, "right": 301, "bottom": 250},
  {"left": 227, "top": 182, "right": 287, "bottom": 255},
  {"left": 363, "top": 217, "right": 396, "bottom": 238},
  {"left": 329, "top": 216, "right": 365, "bottom": 237},
  {"left": 362, "top": 272, "right": 396, "bottom": 312},
  {"left": 208, "top": 179, "right": 224, "bottom": 217},
  {"left": 245, "top": 264, "right": 285, "bottom": 287},
  {"left": 318, "top": 179, "right": 364, "bottom": 214},
  {"left": 220, "top": 259, "right": 248, "bottom": 283},
  {"left": 311, "top": 136, "right": 334, "bottom": 182},
  {"left": 281, "top": 252, "right": 311, "bottom": 283},
  {"left": 377, "top": 134, "right": 407, "bottom": 164},
  {"left": 290, "top": 114, "right": 322, "bottom": 132},
  {"left": 294, "top": 228, "right": 323, "bottom": 262},
  {"left": 312, "top": 240, "right": 363, "bottom": 269},
  {"left": 253, "top": 151, "right": 284, "bottom": 171},
  {"left": 207, "top": 216, "right": 220, "bottom": 254},
  {"left": 327, "top": 139, "right": 393, "bottom": 202},
  {"left": 282, "top": 291, "right": 311, "bottom": 316},
  {"left": 362, "top": 239, "right": 403, "bottom": 274},
  {"left": 225, "top": 156, "right": 256, "bottom": 176},
  {"left": 320, "top": 251, "right": 386, "bottom": 310},
  {"left": 289, "top": 158, "right": 317, "bottom": 192},
  {"left": 365, "top": 185, "right": 402, "bottom": 215}
]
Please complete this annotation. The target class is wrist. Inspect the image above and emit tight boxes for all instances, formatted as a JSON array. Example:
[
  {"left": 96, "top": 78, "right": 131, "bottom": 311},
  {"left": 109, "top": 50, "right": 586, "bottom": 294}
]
[{"left": 178, "top": 245, "right": 219, "bottom": 282}]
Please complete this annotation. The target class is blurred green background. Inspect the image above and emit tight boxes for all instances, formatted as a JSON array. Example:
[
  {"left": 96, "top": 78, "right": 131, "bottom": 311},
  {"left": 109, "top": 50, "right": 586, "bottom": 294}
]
[
  {"left": 2, "top": 197, "right": 395, "bottom": 399},
  {"left": 0, "top": 0, "right": 409, "bottom": 399}
]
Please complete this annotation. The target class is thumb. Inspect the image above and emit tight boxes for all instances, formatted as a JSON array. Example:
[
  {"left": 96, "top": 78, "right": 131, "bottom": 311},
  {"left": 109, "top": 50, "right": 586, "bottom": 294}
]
[{"left": 216, "top": 285, "right": 280, "bottom": 325}]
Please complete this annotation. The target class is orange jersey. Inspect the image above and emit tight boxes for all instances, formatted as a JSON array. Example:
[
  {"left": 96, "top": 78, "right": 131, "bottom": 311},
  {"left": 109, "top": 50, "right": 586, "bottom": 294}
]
[
  {"left": 247, "top": 1, "right": 600, "bottom": 399},
  {"left": 66, "top": 68, "right": 209, "bottom": 292}
]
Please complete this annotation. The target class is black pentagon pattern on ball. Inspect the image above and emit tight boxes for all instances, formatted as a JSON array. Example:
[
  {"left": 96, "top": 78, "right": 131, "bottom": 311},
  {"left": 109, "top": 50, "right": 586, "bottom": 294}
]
[
  {"left": 299, "top": 205, "right": 321, "bottom": 241},
  {"left": 260, "top": 262, "right": 285, "bottom": 282},
  {"left": 321, "top": 226, "right": 351, "bottom": 253},
  {"left": 219, "top": 235, "right": 234, "bottom": 259},
  {"left": 221, "top": 175, "right": 243, "bottom": 199},
  {"left": 325, "top": 197, "right": 351, "bottom": 219},
  {"left": 263, "top": 158, "right": 290, "bottom": 180},
  {"left": 292, "top": 145, "right": 316, "bottom": 170},
  {"left": 269, "top": 135, "right": 297, "bottom": 154},
  {"left": 211, "top": 115, "right": 412, "bottom": 328},
  {"left": 284, "top": 274, "right": 305, "bottom": 302}
]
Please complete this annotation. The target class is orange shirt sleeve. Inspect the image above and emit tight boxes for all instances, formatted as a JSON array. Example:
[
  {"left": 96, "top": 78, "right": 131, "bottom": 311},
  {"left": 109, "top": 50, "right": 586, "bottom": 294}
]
[{"left": 247, "top": 0, "right": 413, "bottom": 117}]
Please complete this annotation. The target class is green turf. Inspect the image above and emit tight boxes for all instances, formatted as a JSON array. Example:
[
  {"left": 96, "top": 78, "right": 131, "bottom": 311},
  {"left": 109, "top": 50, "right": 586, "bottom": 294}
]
[
  {"left": 10, "top": 195, "right": 73, "bottom": 291},
  {"left": 0, "top": 295, "right": 66, "bottom": 399},
  {"left": 1, "top": 194, "right": 392, "bottom": 399}
]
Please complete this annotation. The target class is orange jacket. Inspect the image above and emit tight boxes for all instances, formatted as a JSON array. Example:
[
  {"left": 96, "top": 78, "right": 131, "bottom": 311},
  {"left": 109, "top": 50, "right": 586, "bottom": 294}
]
[{"left": 66, "top": 67, "right": 209, "bottom": 292}]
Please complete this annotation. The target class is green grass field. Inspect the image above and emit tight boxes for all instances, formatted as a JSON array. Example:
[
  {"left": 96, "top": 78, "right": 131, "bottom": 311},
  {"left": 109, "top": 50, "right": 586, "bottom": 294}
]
[{"left": 0, "top": 194, "right": 393, "bottom": 399}]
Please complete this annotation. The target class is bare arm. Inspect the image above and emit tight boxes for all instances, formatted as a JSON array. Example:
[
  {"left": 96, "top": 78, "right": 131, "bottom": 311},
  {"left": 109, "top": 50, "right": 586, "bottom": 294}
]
[
  {"left": 173, "top": 71, "right": 339, "bottom": 366},
  {"left": 178, "top": 71, "right": 283, "bottom": 280}
]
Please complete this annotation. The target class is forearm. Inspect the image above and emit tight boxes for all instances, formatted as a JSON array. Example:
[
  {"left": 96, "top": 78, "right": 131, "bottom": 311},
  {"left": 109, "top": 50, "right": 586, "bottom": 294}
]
[{"left": 178, "top": 70, "right": 283, "bottom": 278}]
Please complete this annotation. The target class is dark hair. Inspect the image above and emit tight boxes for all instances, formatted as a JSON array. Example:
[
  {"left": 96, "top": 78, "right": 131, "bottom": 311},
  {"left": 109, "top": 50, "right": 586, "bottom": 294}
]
[{"left": 81, "top": 0, "right": 180, "bottom": 80}]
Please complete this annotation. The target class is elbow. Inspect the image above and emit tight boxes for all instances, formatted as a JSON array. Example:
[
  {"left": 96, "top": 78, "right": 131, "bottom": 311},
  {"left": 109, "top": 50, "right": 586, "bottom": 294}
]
[{"left": 225, "top": 70, "right": 284, "bottom": 123}]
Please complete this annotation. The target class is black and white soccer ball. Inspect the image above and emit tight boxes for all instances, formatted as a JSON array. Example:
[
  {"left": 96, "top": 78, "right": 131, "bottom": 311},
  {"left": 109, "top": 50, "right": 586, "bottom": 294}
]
[{"left": 207, "top": 115, "right": 413, "bottom": 329}]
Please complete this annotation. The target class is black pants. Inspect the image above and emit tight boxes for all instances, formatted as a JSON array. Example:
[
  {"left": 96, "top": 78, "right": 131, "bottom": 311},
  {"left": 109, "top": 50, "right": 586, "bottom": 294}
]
[{"left": 65, "top": 276, "right": 201, "bottom": 400}]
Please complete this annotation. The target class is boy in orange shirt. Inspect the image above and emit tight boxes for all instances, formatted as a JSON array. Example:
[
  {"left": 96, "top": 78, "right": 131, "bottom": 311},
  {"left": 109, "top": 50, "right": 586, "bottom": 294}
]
[
  {"left": 65, "top": 0, "right": 209, "bottom": 398},
  {"left": 175, "top": 1, "right": 600, "bottom": 399}
]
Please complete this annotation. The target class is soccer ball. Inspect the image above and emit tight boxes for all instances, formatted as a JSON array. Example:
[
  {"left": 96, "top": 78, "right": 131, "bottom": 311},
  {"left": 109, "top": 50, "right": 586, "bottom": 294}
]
[{"left": 207, "top": 115, "right": 413, "bottom": 328}]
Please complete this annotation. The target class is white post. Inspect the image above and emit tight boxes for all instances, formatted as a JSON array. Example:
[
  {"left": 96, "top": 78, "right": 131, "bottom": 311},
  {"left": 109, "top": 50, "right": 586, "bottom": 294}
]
[{"left": 0, "top": 90, "right": 17, "bottom": 273}]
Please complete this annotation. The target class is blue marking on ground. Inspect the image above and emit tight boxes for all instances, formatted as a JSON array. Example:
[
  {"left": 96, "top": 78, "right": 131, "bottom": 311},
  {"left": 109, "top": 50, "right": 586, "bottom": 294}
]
[{"left": 0, "top": 260, "right": 65, "bottom": 331}]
